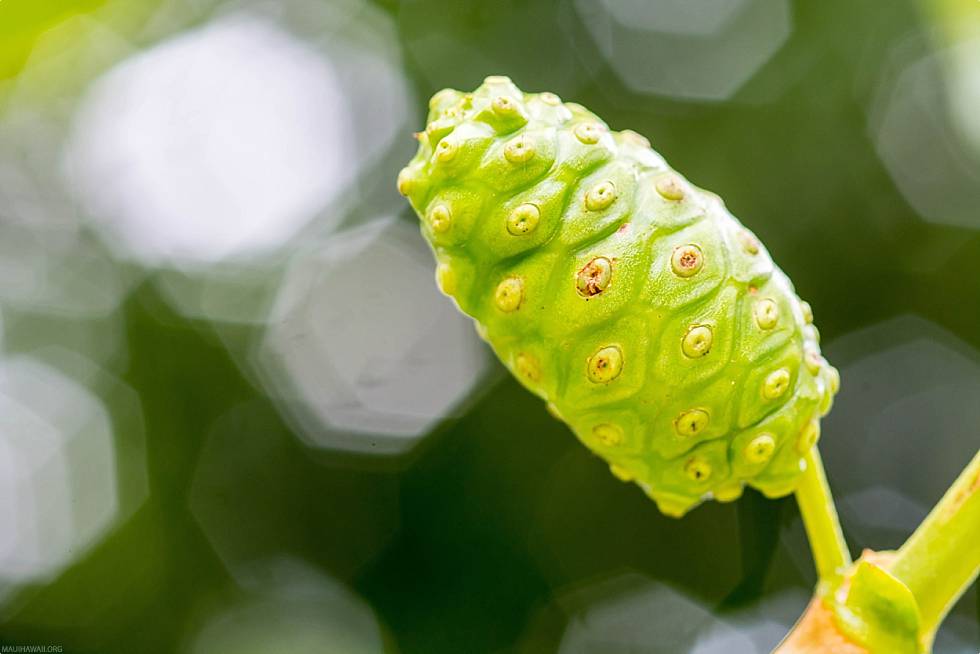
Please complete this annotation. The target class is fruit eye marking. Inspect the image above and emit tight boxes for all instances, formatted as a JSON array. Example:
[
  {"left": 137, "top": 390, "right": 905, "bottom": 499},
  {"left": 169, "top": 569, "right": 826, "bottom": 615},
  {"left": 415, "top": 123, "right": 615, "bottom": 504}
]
[
  {"left": 515, "top": 352, "right": 541, "bottom": 382},
  {"left": 674, "top": 409, "right": 709, "bottom": 437},
  {"left": 610, "top": 463, "right": 633, "bottom": 482},
  {"left": 576, "top": 257, "right": 613, "bottom": 297},
  {"left": 504, "top": 135, "right": 535, "bottom": 163},
  {"left": 620, "top": 129, "right": 650, "bottom": 148},
  {"left": 507, "top": 203, "right": 540, "bottom": 235},
  {"left": 587, "top": 345, "right": 624, "bottom": 383},
  {"left": 671, "top": 244, "right": 704, "bottom": 277},
  {"left": 584, "top": 180, "right": 617, "bottom": 211},
  {"left": 435, "top": 263, "right": 456, "bottom": 295},
  {"left": 745, "top": 433, "right": 776, "bottom": 463},
  {"left": 435, "top": 139, "right": 458, "bottom": 162},
  {"left": 685, "top": 457, "right": 712, "bottom": 483},
  {"left": 738, "top": 230, "right": 760, "bottom": 255},
  {"left": 574, "top": 122, "right": 603, "bottom": 144},
  {"left": 427, "top": 204, "right": 452, "bottom": 233},
  {"left": 491, "top": 96, "right": 518, "bottom": 116},
  {"left": 682, "top": 324, "right": 713, "bottom": 358},
  {"left": 763, "top": 367, "right": 791, "bottom": 399},
  {"left": 494, "top": 277, "right": 524, "bottom": 312},
  {"left": 800, "top": 300, "right": 814, "bottom": 324},
  {"left": 655, "top": 175, "right": 685, "bottom": 201},
  {"left": 396, "top": 167, "right": 416, "bottom": 196},
  {"left": 754, "top": 298, "right": 779, "bottom": 329},
  {"left": 804, "top": 347, "right": 823, "bottom": 374},
  {"left": 593, "top": 423, "right": 623, "bottom": 447},
  {"left": 797, "top": 419, "right": 820, "bottom": 453},
  {"left": 826, "top": 367, "right": 840, "bottom": 395}
]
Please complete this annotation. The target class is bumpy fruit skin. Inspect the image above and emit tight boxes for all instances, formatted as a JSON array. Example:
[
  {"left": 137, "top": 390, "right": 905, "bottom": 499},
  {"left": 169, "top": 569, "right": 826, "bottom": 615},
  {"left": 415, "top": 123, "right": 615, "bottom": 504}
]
[{"left": 399, "top": 77, "right": 839, "bottom": 516}]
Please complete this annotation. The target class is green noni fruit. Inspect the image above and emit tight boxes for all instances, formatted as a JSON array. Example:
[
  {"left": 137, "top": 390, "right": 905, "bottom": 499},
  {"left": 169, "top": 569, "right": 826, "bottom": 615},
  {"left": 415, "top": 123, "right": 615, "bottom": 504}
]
[{"left": 398, "top": 76, "right": 839, "bottom": 517}]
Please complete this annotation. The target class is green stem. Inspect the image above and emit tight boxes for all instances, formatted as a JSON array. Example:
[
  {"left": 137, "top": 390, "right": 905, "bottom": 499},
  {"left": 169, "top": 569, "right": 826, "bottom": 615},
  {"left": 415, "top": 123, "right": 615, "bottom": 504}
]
[
  {"left": 889, "top": 448, "right": 980, "bottom": 642},
  {"left": 795, "top": 446, "right": 851, "bottom": 581}
]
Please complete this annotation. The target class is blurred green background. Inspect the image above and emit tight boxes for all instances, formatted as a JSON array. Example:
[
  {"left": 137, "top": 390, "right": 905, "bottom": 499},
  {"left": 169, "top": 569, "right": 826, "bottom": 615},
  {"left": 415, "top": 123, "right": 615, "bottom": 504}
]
[{"left": 0, "top": 0, "right": 978, "bottom": 652}]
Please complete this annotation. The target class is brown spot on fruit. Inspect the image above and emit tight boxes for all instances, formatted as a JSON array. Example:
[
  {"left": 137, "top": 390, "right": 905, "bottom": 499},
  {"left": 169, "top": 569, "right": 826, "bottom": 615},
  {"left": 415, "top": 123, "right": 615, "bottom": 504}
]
[
  {"left": 671, "top": 244, "right": 704, "bottom": 278},
  {"left": 576, "top": 257, "right": 613, "bottom": 297},
  {"left": 674, "top": 409, "right": 709, "bottom": 437},
  {"left": 745, "top": 433, "right": 776, "bottom": 463},
  {"left": 685, "top": 457, "right": 712, "bottom": 483},
  {"left": 587, "top": 345, "right": 623, "bottom": 383},
  {"left": 507, "top": 203, "right": 540, "bottom": 235}
]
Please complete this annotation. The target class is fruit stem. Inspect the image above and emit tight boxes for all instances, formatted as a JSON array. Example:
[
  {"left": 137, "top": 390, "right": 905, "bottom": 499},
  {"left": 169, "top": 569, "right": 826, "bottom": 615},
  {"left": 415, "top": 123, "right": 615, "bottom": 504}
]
[
  {"left": 889, "top": 448, "right": 980, "bottom": 644},
  {"left": 795, "top": 446, "right": 851, "bottom": 581}
]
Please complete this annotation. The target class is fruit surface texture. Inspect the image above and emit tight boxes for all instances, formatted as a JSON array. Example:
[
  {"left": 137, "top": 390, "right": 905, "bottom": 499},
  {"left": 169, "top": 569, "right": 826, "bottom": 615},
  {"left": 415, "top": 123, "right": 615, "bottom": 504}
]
[{"left": 399, "top": 77, "right": 839, "bottom": 516}]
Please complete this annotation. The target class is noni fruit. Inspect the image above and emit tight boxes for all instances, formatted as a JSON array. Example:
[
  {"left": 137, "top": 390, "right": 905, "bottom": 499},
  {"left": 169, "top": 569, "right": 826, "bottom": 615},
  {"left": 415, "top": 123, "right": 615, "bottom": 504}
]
[{"left": 398, "top": 76, "right": 839, "bottom": 517}]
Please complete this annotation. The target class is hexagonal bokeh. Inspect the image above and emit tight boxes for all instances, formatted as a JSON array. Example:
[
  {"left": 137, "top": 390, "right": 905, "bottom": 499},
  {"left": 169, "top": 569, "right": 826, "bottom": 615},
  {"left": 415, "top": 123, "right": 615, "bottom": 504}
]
[
  {"left": 257, "top": 217, "right": 491, "bottom": 453},
  {"left": 870, "top": 37, "right": 980, "bottom": 230},
  {"left": 159, "top": 0, "right": 412, "bottom": 326},
  {"left": 0, "top": 356, "right": 119, "bottom": 606},
  {"left": 573, "top": 0, "right": 792, "bottom": 101},
  {"left": 184, "top": 557, "right": 389, "bottom": 654},
  {"left": 0, "top": 59, "right": 134, "bottom": 319},
  {"left": 555, "top": 572, "right": 755, "bottom": 653},
  {"left": 64, "top": 0, "right": 414, "bottom": 276},
  {"left": 821, "top": 314, "right": 980, "bottom": 506},
  {"left": 42, "top": 0, "right": 414, "bottom": 325},
  {"left": 65, "top": 12, "right": 353, "bottom": 267},
  {"left": 0, "top": 21, "right": 136, "bottom": 374},
  {"left": 154, "top": 262, "right": 287, "bottom": 326}
]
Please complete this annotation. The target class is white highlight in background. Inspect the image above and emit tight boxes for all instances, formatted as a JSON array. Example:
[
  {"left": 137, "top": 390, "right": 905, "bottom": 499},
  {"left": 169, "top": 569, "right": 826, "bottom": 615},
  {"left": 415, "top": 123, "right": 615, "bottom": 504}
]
[
  {"left": 259, "top": 217, "right": 490, "bottom": 452},
  {"left": 0, "top": 358, "right": 117, "bottom": 602},
  {"left": 66, "top": 13, "right": 354, "bottom": 266}
]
